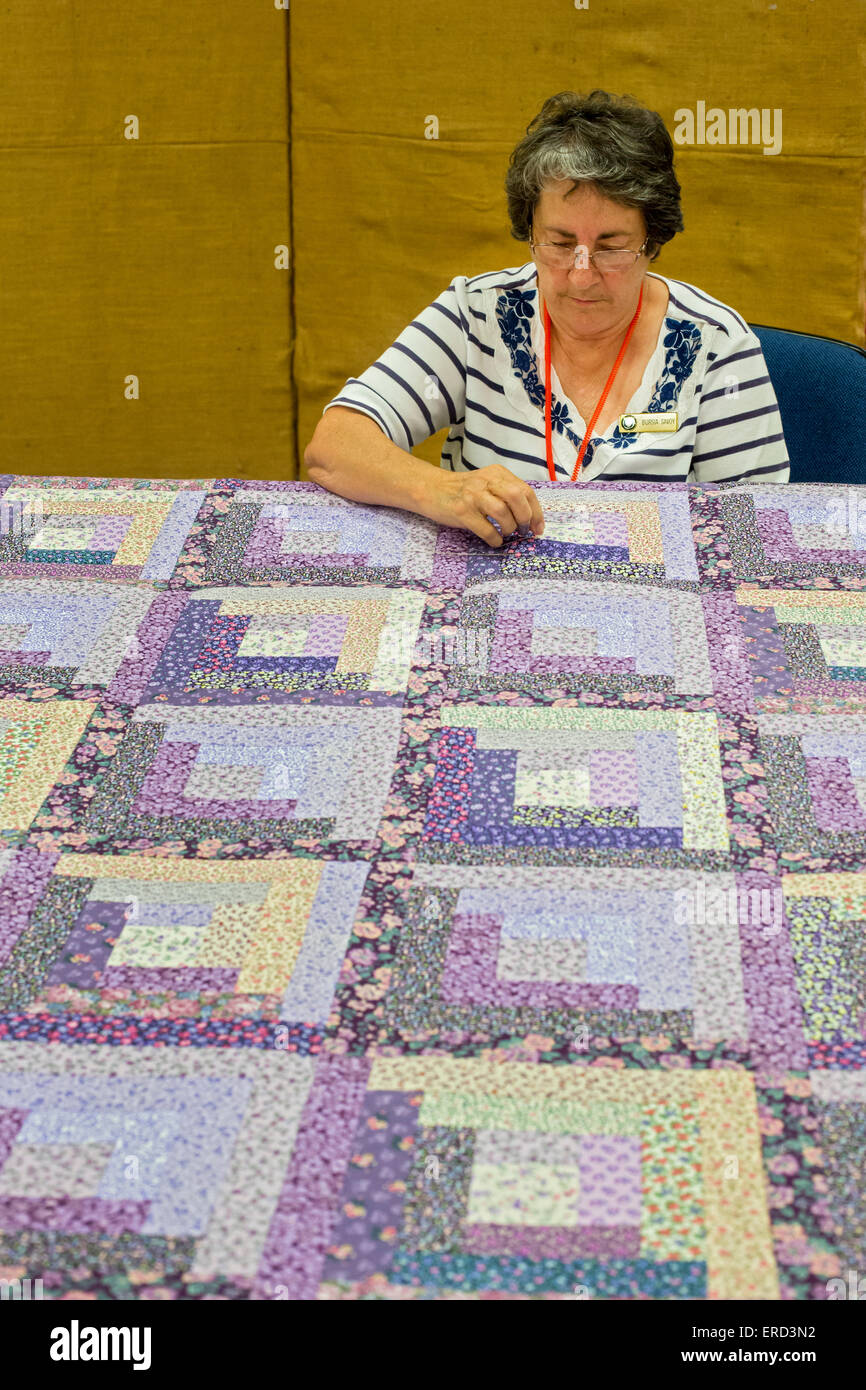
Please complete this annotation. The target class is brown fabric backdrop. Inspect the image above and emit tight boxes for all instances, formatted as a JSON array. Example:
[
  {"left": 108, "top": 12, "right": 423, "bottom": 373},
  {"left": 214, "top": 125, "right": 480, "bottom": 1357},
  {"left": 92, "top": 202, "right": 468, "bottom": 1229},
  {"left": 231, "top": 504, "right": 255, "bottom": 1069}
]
[{"left": 0, "top": 2, "right": 291, "bottom": 480}]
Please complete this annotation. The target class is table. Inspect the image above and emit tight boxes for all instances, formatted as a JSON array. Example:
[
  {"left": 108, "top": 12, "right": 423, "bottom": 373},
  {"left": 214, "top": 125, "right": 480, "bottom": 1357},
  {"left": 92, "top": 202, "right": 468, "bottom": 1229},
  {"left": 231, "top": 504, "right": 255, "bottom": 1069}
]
[{"left": 0, "top": 473, "right": 862, "bottom": 1302}]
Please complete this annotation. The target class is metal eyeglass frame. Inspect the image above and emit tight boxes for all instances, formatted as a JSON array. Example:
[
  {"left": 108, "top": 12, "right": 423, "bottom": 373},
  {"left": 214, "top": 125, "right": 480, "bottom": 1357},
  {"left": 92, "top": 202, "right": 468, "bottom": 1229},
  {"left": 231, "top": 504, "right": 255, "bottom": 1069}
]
[{"left": 529, "top": 230, "right": 651, "bottom": 271}]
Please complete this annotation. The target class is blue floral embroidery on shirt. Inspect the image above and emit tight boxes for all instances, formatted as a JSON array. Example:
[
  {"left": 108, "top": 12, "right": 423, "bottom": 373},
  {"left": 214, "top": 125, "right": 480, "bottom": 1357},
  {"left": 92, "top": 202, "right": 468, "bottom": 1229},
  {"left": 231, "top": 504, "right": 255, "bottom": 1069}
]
[{"left": 494, "top": 286, "right": 702, "bottom": 465}]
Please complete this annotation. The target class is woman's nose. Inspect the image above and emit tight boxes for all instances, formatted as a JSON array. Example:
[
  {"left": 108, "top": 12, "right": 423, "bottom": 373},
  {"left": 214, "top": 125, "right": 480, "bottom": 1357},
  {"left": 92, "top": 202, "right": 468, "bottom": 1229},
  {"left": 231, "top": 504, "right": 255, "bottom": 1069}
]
[{"left": 568, "top": 262, "right": 602, "bottom": 288}]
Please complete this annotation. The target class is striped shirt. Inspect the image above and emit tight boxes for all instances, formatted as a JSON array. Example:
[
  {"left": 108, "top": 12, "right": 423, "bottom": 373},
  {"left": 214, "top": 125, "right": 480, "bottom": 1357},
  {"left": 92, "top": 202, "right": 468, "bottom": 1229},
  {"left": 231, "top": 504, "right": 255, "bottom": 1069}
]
[{"left": 322, "top": 262, "right": 790, "bottom": 485}]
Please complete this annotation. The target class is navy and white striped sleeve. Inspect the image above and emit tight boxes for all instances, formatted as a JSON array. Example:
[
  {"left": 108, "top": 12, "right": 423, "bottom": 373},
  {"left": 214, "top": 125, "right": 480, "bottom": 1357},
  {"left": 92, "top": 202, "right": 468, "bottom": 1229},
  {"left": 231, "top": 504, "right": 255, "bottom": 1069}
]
[
  {"left": 690, "top": 326, "right": 790, "bottom": 484},
  {"left": 321, "top": 277, "right": 469, "bottom": 450}
]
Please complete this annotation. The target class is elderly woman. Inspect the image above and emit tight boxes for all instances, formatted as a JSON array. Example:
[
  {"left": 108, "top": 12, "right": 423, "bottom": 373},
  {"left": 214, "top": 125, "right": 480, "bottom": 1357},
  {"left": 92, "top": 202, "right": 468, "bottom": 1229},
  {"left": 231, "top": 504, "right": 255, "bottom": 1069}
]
[{"left": 305, "top": 89, "right": 789, "bottom": 548}]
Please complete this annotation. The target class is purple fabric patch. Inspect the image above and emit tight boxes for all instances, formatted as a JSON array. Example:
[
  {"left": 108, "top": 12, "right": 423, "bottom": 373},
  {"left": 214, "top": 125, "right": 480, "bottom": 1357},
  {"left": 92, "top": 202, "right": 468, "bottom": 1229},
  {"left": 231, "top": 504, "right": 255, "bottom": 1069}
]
[
  {"left": 578, "top": 1134, "right": 642, "bottom": 1224},
  {"left": 254, "top": 1056, "right": 370, "bottom": 1299},
  {"left": 0, "top": 1197, "right": 150, "bottom": 1233},
  {"left": 100, "top": 967, "right": 240, "bottom": 992},
  {"left": 589, "top": 749, "right": 638, "bottom": 806},
  {"left": 439, "top": 912, "right": 639, "bottom": 1009},
  {"left": 431, "top": 525, "right": 471, "bottom": 589},
  {"left": 489, "top": 609, "right": 635, "bottom": 673},
  {"left": 89, "top": 514, "right": 133, "bottom": 549},
  {"left": 108, "top": 590, "right": 188, "bottom": 704},
  {"left": 738, "top": 603, "right": 794, "bottom": 697},
  {"left": 0, "top": 1109, "right": 29, "bottom": 1169},
  {"left": 0, "top": 650, "right": 52, "bottom": 666},
  {"left": 526, "top": 541, "right": 631, "bottom": 564},
  {"left": 45, "top": 901, "right": 126, "bottom": 989},
  {"left": 756, "top": 508, "right": 800, "bottom": 562},
  {"left": 303, "top": 615, "right": 349, "bottom": 655},
  {"left": 230, "top": 656, "right": 337, "bottom": 673},
  {"left": 0, "top": 562, "right": 142, "bottom": 580},
  {"left": 242, "top": 517, "right": 292, "bottom": 566},
  {"left": 737, "top": 868, "right": 808, "bottom": 1070},
  {"left": 805, "top": 756, "right": 866, "bottom": 832},
  {"left": 319, "top": 1090, "right": 420, "bottom": 1281},
  {"left": 0, "top": 847, "right": 60, "bottom": 965},
  {"left": 592, "top": 512, "right": 629, "bottom": 547},
  {"left": 133, "top": 741, "right": 298, "bottom": 820},
  {"left": 703, "top": 591, "right": 755, "bottom": 714}
]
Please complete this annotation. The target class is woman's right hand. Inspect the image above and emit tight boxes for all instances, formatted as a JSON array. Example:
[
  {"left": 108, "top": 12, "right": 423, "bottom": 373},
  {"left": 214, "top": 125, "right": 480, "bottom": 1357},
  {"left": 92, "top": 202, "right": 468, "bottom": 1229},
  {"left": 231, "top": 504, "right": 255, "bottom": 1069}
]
[{"left": 421, "top": 464, "right": 545, "bottom": 548}]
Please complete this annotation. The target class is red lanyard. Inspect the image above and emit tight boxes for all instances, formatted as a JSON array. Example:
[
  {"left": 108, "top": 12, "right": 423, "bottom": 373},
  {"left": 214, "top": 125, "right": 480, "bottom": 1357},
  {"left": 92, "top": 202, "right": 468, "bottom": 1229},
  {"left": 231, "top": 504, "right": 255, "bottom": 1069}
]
[{"left": 541, "top": 282, "right": 644, "bottom": 482}]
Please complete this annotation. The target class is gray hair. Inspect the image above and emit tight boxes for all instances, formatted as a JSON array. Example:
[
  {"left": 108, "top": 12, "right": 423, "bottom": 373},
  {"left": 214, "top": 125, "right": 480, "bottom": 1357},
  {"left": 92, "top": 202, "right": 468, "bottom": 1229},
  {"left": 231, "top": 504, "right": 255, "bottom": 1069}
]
[{"left": 505, "top": 90, "right": 684, "bottom": 262}]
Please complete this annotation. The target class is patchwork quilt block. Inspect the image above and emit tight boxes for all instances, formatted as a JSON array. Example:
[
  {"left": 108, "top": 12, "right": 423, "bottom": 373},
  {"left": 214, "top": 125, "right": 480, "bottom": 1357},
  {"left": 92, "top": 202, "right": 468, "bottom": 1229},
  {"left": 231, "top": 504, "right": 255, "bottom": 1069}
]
[
  {"left": 70, "top": 702, "right": 404, "bottom": 856},
  {"left": 0, "top": 848, "right": 368, "bottom": 1039},
  {"left": 331, "top": 852, "right": 810, "bottom": 1074},
  {"left": 198, "top": 484, "right": 440, "bottom": 586},
  {"left": 376, "top": 865, "right": 756, "bottom": 1049},
  {"left": 729, "top": 588, "right": 866, "bottom": 710},
  {"left": 0, "top": 1040, "right": 318, "bottom": 1291},
  {"left": 714, "top": 487, "right": 866, "bottom": 583},
  {"left": 142, "top": 585, "right": 427, "bottom": 703},
  {"left": 0, "top": 579, "right": 183, "bottom": 699},
  {"left": 431, "top": 579, "right": 714, "bottom": 696},
  {"left": 759, "top": 714, "right": 866, "bottom": 867},
  {"left": 318, "top": 1059, "right": 778, "bottom": 1300},
  {"left": 0, "top": 481, "right": 212, "bottom": 582},
  {"left": 419, "top": 704, "right": 729, "bottom": 862},
  {"left": 432, "top": 484, "right": 699, "bottom": 590}
]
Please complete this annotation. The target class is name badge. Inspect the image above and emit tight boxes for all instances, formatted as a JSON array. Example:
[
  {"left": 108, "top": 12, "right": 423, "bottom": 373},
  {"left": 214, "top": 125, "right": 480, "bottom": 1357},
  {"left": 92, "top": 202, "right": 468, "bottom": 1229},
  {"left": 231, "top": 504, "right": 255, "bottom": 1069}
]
[{"left": 619, "top": 412, "right": 678, "bottom": 433}]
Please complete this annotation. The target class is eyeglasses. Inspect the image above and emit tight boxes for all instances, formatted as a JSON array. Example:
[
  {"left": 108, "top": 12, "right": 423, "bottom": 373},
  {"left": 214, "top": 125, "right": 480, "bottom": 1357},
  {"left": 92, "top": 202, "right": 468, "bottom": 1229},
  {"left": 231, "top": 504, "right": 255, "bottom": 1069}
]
[{"left": 529, "top": 231, "right": 650, "bottom": 272}]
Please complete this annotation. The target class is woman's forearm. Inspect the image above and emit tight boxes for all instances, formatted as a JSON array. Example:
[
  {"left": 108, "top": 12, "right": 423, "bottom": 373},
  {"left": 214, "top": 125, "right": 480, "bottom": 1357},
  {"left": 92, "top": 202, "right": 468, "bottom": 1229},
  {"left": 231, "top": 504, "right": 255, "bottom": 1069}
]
[
  {"left": 304, "top": 405, "right": 544, "bottom": 543},
  {"left": 303, "top": 406, "right": 445, "bottom": 520}
]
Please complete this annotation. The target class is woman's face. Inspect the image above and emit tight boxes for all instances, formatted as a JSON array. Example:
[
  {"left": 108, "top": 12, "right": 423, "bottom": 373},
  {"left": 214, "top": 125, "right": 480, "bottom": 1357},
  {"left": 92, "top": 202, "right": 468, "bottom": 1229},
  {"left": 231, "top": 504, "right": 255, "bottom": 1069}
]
[{"left": 531, "top": 180, "right": 650, "bottom": 329}]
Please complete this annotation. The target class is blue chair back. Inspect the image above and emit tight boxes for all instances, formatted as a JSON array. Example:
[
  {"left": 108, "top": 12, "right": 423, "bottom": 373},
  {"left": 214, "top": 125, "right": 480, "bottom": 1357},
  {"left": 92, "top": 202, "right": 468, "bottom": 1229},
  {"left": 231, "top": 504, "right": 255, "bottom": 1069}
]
[{"left": 748, "top": 323, "right": 866, "bottom": 484}]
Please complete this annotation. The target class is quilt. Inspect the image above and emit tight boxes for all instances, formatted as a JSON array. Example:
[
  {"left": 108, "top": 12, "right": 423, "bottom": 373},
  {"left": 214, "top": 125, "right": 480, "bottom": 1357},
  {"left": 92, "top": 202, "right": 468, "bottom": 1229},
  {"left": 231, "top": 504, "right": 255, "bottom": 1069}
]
[{"left": 0, "top": 473, "right": 864, "bottom": 1302}]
